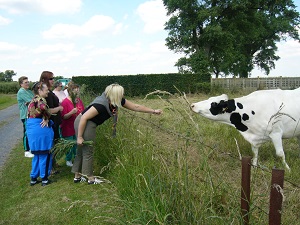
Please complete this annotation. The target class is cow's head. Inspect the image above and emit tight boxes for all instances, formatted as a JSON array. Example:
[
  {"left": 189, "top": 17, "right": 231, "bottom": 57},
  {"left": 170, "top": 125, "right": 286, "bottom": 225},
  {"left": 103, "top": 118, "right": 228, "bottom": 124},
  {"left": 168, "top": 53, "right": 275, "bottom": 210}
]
[
  {"left": 191, "top": 94, "right": 249, "bottom": 132},
  {"left": 191, "top": 94, "right": 230, "bottom": 118}
]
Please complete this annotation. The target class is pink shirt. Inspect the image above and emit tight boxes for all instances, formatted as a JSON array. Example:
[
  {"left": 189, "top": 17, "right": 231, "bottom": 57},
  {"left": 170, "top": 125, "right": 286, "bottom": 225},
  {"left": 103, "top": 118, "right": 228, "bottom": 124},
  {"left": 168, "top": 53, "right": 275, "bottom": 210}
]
[{"left": 60, "top": 97, "right": 84, "bottom": 137}]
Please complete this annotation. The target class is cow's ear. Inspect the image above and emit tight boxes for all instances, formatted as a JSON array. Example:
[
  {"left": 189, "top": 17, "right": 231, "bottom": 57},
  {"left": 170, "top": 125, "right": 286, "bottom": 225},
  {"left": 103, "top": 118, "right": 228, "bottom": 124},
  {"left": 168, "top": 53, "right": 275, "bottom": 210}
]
[
  {"left": 218, "top": 100, "right": 228, "bottom": 114},
  {"left": 226, "top": 99, "right": 236, "bottom": 112},
  {"left": 218, "top": 100, "right": 227, "bottom": 107},
  {"left": 210, "top": 102, "right": 220, "bottom": 115}
]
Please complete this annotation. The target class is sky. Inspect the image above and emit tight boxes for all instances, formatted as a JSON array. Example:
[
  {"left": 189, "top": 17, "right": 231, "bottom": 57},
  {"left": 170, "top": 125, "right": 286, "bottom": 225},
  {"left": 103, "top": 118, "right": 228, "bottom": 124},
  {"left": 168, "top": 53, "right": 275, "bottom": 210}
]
[{"left": 0, "top": 0, "right": 299, "bottom": 82}]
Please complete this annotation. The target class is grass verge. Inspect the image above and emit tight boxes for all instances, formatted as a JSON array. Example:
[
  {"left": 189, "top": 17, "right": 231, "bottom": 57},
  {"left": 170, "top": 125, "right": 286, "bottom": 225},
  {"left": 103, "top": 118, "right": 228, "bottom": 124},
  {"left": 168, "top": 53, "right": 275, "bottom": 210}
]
[
  {"left": 0, "top": 94, "right": 17, "bottom": 110},
  {"left": 0, "top": 144, "right": 124, "bottom": 225}
]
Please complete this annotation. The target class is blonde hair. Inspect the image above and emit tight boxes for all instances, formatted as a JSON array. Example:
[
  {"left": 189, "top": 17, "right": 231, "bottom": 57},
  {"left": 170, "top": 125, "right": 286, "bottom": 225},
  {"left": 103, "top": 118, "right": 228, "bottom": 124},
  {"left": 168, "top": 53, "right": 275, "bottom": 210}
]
[{"left": 105, "top": 83, "right": 124, "bottom": 107}]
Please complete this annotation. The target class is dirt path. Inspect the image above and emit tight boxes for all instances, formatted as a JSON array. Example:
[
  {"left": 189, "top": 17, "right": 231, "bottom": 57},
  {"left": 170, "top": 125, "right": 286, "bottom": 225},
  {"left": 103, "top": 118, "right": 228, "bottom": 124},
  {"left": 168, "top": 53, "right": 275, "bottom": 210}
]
[{"left": 0, "top": 104, "right": 23, "bottom": 169}]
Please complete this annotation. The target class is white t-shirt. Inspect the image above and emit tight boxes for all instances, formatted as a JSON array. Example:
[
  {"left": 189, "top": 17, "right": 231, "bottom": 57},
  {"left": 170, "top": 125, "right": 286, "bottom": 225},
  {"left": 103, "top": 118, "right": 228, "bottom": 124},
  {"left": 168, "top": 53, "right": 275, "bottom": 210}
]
[
  {"left": 53, "top": 90, "right": 67, "bottom": 103},
  {"left": 64, "top": 89, "right": 69, "bottom": 97}
]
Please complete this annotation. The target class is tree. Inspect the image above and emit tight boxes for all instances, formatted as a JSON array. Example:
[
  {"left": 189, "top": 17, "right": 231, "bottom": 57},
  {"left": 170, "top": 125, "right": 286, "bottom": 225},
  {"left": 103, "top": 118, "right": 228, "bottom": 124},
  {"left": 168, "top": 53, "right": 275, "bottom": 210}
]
[
  {"left": 0, "top": 70, "right": 16, "bottom": 82},
  {"left": 163, "top": 0, "right": 300, "bottom": 78}
]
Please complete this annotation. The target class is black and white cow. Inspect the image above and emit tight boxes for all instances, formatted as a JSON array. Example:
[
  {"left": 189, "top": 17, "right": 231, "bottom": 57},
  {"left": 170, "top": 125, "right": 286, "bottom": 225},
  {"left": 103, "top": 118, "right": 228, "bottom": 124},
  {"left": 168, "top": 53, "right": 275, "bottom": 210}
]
[{"left": 191, "top": 88, "right": 300, "bottom": 171}]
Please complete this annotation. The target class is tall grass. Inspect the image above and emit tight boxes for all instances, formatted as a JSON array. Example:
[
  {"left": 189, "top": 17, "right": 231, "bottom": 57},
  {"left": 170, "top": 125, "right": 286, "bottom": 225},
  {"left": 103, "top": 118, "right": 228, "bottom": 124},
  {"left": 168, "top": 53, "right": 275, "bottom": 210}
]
[{"left": 90, "top": 92, "right": 300, "bottom": 224}]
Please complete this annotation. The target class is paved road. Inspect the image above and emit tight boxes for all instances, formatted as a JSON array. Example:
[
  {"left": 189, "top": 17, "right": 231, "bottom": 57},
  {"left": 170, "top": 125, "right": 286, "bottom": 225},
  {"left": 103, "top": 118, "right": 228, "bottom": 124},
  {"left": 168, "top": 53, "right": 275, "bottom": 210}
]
[{"left": 0, "top": 104, "right": 23, "bottom": 169}]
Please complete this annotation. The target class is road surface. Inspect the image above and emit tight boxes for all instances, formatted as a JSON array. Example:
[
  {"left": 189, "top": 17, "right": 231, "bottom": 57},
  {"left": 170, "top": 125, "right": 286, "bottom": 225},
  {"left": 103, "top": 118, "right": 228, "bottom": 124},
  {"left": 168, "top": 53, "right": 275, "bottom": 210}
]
[{"left": 0, "top": 104, "right": 23, "bottom": 169}]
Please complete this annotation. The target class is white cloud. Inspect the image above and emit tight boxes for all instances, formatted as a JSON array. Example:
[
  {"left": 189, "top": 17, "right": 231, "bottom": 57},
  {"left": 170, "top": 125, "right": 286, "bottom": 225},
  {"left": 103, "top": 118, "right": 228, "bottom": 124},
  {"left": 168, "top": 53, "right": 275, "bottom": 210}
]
[
  {"left": 0, "top": 41, "right": 25, "bottom": 52},
  {"left": 136, "top": 0, "right": 167, "bottom": 34},
  {"left": 0, "top": 41, "right": 27, "bottom": 59},
  {"left": 42, "top": 15, "right": 115, "bottom": 39},
  {"left": 82, "top": 41, "right": 180, "bottom": 75},
  {"left": 32, "top": 43, "right": 80, "bottom": 65},
  {"left": 0, "top": 15, "right": 12, "bottom": 25},
  {"left": 149, "top": 41, "right": 169, "bottom": 53},
  {"left": 276, "top": 39, "right": 300, "bottom": 58},
  {"left": 113, "top": 23, "right": 127, "bottom": 35},
  {"left": 33, "top": 43, "right": 75, "bottom": 53},
  {"left": 32, "top": 51, "right": 80, "bottom": 65},
  {"left": 0, "top": 0, "right": 82, "bottom": 14}
]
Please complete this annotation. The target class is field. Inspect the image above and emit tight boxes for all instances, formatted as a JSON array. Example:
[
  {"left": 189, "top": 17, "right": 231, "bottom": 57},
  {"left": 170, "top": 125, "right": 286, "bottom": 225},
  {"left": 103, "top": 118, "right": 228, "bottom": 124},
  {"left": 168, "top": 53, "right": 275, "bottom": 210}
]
[
  {"left": 0, "top": 92, "right": 299, "bottom": 224},
  {"left": 0, "top": 94, "right": 17, "bottom": 110}
]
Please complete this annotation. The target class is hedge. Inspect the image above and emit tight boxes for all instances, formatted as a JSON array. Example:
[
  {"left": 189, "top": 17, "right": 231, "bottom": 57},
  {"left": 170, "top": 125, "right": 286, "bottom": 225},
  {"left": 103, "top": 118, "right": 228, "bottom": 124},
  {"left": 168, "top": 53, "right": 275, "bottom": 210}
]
[{"left": 72, "top": 73, "right": 211, "bottom": 97}]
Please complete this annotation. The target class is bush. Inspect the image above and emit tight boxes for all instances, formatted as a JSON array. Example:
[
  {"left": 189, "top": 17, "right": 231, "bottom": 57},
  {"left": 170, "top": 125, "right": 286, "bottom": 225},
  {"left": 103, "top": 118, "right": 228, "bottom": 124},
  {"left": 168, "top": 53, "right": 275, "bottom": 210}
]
[{"left": 0, "top": 82, "right": 19, "bottom": 94}]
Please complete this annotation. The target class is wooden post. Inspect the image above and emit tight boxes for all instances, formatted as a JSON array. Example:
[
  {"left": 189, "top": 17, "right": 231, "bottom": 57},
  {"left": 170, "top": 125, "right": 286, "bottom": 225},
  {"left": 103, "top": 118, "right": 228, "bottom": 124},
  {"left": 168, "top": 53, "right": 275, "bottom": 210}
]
[
  {"left": 269, "top": 168, "right": 284, "bottom": 225},
  {"left": 241, "top": 157, "right": 251, "bottom": 225}
]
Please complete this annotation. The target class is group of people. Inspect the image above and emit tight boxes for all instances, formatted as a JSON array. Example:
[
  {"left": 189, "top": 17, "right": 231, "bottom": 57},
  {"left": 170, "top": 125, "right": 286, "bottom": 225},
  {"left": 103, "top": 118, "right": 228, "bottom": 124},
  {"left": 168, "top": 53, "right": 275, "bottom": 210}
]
[{"left": 17, "top": 71, "right": 163, "bottom": 186}]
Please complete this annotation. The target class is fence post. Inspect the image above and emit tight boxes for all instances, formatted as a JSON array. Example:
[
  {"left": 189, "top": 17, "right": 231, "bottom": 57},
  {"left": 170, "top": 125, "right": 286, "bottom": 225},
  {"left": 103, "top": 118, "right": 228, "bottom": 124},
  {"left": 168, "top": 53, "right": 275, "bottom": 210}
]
[
  {"left": 241, "top": 156, "right": 251, "bottom": 225},
  {"left": 269, "top": 168, "right": 284, "bottom": 225}
]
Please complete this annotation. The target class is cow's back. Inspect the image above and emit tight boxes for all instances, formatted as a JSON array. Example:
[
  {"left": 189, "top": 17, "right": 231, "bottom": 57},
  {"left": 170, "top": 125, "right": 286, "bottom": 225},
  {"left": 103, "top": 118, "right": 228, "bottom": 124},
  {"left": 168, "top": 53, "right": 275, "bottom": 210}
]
[{"left": 235, "top": 88, "right": 300, "bottom": 141}]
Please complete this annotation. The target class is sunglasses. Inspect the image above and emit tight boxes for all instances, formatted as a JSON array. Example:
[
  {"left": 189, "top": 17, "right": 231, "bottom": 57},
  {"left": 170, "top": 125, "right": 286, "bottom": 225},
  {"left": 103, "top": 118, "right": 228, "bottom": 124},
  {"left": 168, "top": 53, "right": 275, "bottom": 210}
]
[{"left": 49, "top": 78, "right": 54, "bottom": 80}]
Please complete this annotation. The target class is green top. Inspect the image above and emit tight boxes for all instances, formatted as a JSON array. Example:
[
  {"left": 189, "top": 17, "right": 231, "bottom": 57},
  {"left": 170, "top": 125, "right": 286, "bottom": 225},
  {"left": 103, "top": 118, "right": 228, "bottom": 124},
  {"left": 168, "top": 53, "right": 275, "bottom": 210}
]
[{"left": 17, "top": 87, "right": 34, "bottom": 119}]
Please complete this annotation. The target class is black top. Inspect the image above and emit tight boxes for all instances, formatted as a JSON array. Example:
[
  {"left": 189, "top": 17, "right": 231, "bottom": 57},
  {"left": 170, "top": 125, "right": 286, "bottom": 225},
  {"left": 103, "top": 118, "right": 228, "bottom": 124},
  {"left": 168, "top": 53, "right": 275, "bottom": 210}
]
[
  {"left": 45, "top": 90, "right": 61, "bottom": 125},
  {"left": 82, "top": 98, "right": 126, "bottom": 126}
]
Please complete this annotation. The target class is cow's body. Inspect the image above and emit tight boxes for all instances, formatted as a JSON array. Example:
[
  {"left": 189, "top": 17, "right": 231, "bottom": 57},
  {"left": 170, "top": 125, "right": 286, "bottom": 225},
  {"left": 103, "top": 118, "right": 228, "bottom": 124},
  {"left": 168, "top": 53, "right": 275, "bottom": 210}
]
[{"left": 191, "top": 88, "right": 300, "bottom": 171}]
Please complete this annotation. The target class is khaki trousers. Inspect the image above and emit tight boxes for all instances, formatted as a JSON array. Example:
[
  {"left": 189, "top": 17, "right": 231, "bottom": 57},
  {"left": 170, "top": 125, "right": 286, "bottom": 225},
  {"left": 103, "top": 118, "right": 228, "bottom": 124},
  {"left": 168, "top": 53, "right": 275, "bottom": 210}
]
[{"left": 71, "top": 114, "right": 97, "bottom": 177}]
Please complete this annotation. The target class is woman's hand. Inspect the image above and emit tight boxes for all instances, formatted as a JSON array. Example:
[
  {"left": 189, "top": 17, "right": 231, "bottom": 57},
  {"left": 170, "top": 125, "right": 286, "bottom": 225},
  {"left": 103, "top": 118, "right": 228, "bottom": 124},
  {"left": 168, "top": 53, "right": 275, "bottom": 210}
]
[
  {"left": 152, "top": 109, "right": 163, "bottom": 115},
  {"left": 72, "top": 108, "right": 78, "bottom": 114},
  {"left": 77, "top": 136, "right": 84, "bottom": 145},
  {"left": 40, "top": 119, "right": 49, "bottom": 128}
]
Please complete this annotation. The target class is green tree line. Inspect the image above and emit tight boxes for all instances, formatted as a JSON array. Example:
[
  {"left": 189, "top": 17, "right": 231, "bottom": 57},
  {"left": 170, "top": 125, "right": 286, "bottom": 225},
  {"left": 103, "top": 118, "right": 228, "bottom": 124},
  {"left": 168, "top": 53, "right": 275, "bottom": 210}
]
[
  {"left": 163, "top": 0, "right": 300, "bottom": 78},
  {"left": 0, "top": 70, "right": 16, "bottom": 82}
]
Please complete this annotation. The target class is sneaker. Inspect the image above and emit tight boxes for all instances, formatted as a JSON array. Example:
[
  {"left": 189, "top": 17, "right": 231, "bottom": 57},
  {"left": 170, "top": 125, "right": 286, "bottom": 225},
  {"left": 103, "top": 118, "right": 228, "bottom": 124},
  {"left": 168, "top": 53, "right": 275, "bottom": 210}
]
[
  {"left": 41, "top": 180, "right": 51, "bottom": 186},
  {"left": 25, "top": 151, "right": 34, "bottom": 158},
  {"left": 30, "top": 180, "right": 37, "bottom": 186},
  {"left": 74, "top": 177, "right": 87, "bottom": 183},
  {"left": 88, "top": 178, "right": 104, "bottom": 185},
  {"left": 66, "top": 161, "right": 73, "bottom": 167}
]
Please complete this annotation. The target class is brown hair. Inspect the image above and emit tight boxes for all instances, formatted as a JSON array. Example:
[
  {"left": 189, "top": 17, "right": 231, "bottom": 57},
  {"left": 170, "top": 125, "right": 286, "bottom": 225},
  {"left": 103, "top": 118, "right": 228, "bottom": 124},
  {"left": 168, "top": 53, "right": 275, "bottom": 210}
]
[
  {"left": 54, "top": 81, "right": 62, "bottom": 89},
  {"left": 67, "top": 83, "right": 79, "bottom": 95},
  {"left": 39, "top": 71, "right": 53, "bottom": 88},
  {"left": 32, "top": 82, "right": 46, "bottom": 95},
  {"left": 18, "top": 76, "right": 28, "bottom": 86}
]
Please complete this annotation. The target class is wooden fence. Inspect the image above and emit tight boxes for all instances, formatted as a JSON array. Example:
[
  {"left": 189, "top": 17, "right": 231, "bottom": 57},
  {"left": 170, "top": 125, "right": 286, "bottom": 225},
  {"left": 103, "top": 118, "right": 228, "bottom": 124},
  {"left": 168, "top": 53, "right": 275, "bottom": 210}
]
[{"left": 211, "top": 77, "right": 300, "bottom": 90}]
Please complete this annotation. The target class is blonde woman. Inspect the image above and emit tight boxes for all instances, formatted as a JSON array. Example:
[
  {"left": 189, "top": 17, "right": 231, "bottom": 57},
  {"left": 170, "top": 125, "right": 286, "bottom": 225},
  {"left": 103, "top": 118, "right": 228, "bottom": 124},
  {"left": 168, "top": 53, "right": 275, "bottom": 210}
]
[{"left": 72, "top": 83, "right": 162, "bottom": 184}]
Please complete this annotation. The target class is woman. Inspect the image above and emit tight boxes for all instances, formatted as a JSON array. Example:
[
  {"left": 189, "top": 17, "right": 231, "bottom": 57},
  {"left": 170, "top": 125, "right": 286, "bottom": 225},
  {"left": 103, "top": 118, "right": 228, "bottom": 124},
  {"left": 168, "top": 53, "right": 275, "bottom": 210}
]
[
  {"left": 61, "top": 83, "right": 84, "bottom": 167},
  {"left": 39, "top": 71, "right": 63, "bottom": 140},
  {"left": 52, "top": 81, "right": 66, "bottom": 103},
  {"left": 72, "top": 83, "right": 162, "bottom": 184},
  {"left": 17, "top": 76, "right": 34, "bottom": 158},
  {"left": 27, "top": 82, "right": 54, "bottom": 186},
  {"left": 40, "top": 71, "right": 63, "bottom": 173}
]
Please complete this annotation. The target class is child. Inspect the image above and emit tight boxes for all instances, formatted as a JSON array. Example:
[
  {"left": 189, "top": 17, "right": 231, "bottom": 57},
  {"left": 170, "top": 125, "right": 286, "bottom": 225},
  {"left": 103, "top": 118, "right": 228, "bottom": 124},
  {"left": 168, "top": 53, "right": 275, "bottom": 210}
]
[{"left": 26, "top": 82, "right": 54, "bottom": 186}]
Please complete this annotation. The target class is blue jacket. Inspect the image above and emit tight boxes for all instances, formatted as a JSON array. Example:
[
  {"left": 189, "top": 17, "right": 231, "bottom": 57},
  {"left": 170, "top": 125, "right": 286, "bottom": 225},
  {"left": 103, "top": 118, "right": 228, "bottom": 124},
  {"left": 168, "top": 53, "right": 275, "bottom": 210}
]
[{"left": 26, "top": 118, "right": 54, "bottom": 151}]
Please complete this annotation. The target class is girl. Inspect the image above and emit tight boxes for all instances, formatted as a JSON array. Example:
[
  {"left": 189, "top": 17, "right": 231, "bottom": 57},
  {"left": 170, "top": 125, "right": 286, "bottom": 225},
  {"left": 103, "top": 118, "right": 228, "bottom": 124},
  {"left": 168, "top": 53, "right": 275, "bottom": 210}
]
[
  {"left": 61, "top": 83, "right": 84, "bottom": 167},
  {"left": 27, "top": 82, "right": 54, "bottom": 186}
]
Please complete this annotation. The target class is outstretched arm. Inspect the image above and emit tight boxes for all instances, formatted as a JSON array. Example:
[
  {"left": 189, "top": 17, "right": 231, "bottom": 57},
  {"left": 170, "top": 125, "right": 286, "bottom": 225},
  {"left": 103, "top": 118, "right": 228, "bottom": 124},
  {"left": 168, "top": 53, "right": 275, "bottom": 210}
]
[{"left": 123, "top": 100, "right": 162, "bottom": 115}]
